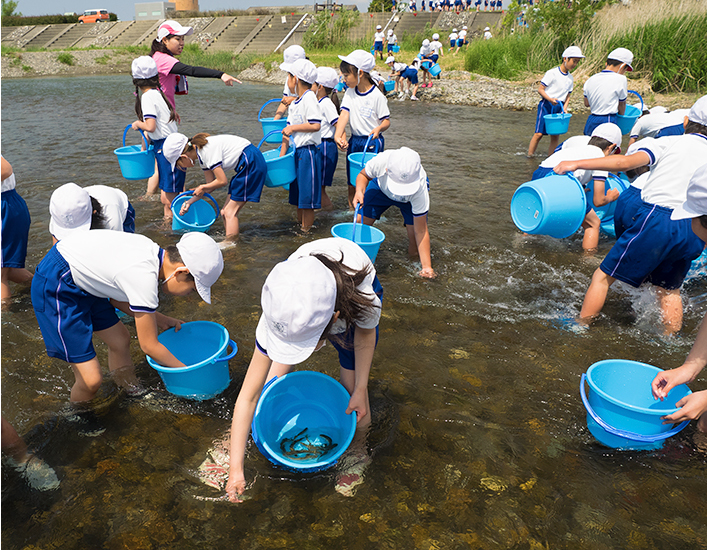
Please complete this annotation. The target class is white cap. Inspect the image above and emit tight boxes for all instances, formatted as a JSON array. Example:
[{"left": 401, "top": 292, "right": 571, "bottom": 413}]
[
  {"left": 382, "top": 147, "right": 426, "bottom": 197},
  {"left": 175, "top": 232, "right": 223, "bottom": 304},
  {"left": 453, "top": 28, "right": 457, "bottom": 32},
  {"left": 289, "top": 58, "right": 317, "bottom": 84},
  {"left": 156, "top": 20, "right": 193, "bottom": 42},
  {"left": 432, "top": 33, "right": 439, "bottom": 40},
  {"left": 608, "top": 47, "right": 634, "bottom": 71},
  {"left": 671, "top": 163, "right": 707, "bottom": 220},
  {"left": 132, "top": 56, "right": 158, "bottom": 79},
  {"left": 279, "top": 44, "right": 306, "bottom": 72},
  {"left": 370, "top": 70, "right": 385, "bottom": 85},
  {"left": 688, "top": 95, "right": 707, "bottom": 126},
  {"left": 422, "top": 39, "right": 430, "bottom": 46},
  {"left": 591, "top": 123, "right": 623, "bottom": 153},
  {"left": 255, "top": 256, "right": 336, "bottom": 364},
  {"left": 163, "top": 133, "right": 189, "bottom": 172},
  {"left": 315, "top": 66, "right": 339, "bottom": 89},
  {"left": 649, "top": 106, "right": 668, "bottom": 115},
  {"left": 49, "top": 183, "right": 92, "bottom": 241},
  {"left": 387, "top": 29, "right": 393, "bottom": 35},
  {"left": 484, "top": 27, "right": 490, "bottom": 31},
  {"left": 462, "top": 26, "right": 467, "bottom": 30},
  {"left": 562, "top": 46, "right": 584, "bottom": 59},
  {"left": 385, "top": 56, "right": 395, "bottom": 64},
  {"left": 376, "top": 25, "right": 382, "bottom": 29},
  {"left": 338, "top": 49, "right": 376, "bottom": 73}
]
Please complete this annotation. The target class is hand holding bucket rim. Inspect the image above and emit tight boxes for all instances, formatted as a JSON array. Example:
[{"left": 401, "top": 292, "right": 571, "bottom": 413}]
[{"left": 123, "top": 124, "right": 151, "bottom": 151}]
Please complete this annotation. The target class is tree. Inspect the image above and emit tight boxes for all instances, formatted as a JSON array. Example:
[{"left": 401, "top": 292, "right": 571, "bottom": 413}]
[
  {"left": 2, "top": 0, "right": 21, "bottom": 18},
  {"left": 368, "top": 0, "right": 394, "bottom": 12}
]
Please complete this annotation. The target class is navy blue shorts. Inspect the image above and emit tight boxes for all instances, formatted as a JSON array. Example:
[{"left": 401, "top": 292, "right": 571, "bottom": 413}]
[
  {"left": 347, "top": 134, "right": 385, "bottom": 186},
  {"left": 319, "top": 138, "right": 339, "bottom": 187},
  {"left": 387, "top": 44, "right": 395, "bottom": 52},
  {"left": 535, "top": 99, "right": 563, "bottom": 135},
  {"left": 429, "top": 54, "right": 439, "bottom": 63},
  {"left": 612, "top": 185, "right": 643, "bottom": 239},
  {"left": 374, "top": 41, "right": 383, "bottom": 52},
  {"left": 31, "top": 246, "right": 119, "bottom": 363},
  {"left": 123, "top": 202, "right": 136, "bottom": 233},
  {"left": 655, "top": 124, "right": 685, "bottom": 138},
  {"left": 289, "top": 144, "right": 322, "bottom": 209},
  {"left": 1, "top": 189, "right": 31, "bottom": 269},
  {"left": 600, "top": 201, "right": 706, "bottom": 289},
  {"left": 584, "top": 113, "right": 617, "bottom": 136},
  {"left": 401, "top": 67, "right": 418, "bottom": 84},
  {"left": 331, "top": 275, "right": 383, "bottom": 370},
  {"left": 153, "top": 137, "right": 186, "bottom": 194},
  {"left": 229, "top": 144, "right": 266, "bottom": 202},
  {"left": 531, "top": 166, "right": 554, "bottom": 180},
  {"left": 362, "top": 178, "right": 429, "bottom": 226}
]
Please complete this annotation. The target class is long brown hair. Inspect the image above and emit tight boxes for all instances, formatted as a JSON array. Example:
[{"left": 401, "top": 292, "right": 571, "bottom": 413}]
[
  {"left": 184, "top": 132, "right": 211, "bottom": 152},
  {"left": 133, "top": 75, "right": 176, "bottom": 123},
  {"left": 327, "top": 87, "right": 341, "bottom": 113}
]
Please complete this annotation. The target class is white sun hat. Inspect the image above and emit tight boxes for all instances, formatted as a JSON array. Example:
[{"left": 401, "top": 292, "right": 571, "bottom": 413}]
[{"left": 175, "top": 232, "right": 224, "bottom": 304}]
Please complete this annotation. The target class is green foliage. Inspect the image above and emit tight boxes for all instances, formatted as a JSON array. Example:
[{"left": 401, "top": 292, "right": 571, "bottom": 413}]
[
  {"left": 464, "top": 32, "right": 537, "bottom": 80},
  {"left": 368, "top": 0, "right": 394, "bottom": 12},
  {"left": 178, "top": 44, "right": 256, "bottom": 74},
  {"left": 2, "top": 0, "right": 21, "bottom": 17},
  {"left": 56, "top": 52, "right": 74, "bottom": 65},
  {"left": 398, "top": 23, "right": 443, "bottom": 51},
  {"left": 303, "top": 10, "right": 360, "bottom": 50}
]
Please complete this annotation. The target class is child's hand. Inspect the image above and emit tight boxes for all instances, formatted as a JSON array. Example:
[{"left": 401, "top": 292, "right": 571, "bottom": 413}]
[
  {"left": 226, "top": 474, "right": 246, "bottom": 503},
  {"left": 131, "top": 120, "right": 142, "bottom": 131},
  {"left": 179, "top": 201, "right": 192, "bottom": 216},
  {"left": 336, "top": 135, "right": 349, "bottom": 151},
  {"left": 419, "top": 267, "right": 437, "bottom": 279},
  {"left": 370, "top": 129, "right": 380, "bottom": 139},
  {"left": 192, "top": 185, "right": 206, "bottom": 198},
  {"left": 156, "top": 313, "right": 183, "bottom": 332},
  {"left": 345, "top": 391, "right": 370, "bottom": 425},
  {"left": 660, "top": 391, "right": 707, "bottom": 425},
  {"left": 282, "top": 126, "right": 293, "bottom": 137},
  {"left": 221, "top": 73, "right": 242, "bottom": 86},
  {"left": 553, "top": 161, "right": 575, "bottom": 175},
  {"left": 606, "top": 188, "right": 620, "bottom": 202}
]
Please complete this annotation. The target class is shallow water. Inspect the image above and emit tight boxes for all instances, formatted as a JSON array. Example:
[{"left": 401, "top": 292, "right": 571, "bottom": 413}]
[{"left": 2, "top": 76, "right": 706, "bottom": 549}]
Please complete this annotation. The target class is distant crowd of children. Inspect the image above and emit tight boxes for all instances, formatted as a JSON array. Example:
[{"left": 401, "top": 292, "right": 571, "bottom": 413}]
[{"left": 402, "top": 0, "right": 503, "bottom": 12}]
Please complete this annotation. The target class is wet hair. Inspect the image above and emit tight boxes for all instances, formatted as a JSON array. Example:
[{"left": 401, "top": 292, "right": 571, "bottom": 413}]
[
  {"left": 133, "top": 75, "right": 176, "bottom": 123},
  {"left": 311, "top": 252, "right": 379, "bottom": 344},
  {"left": 685, "top": 120, "right": 707, "bottom": 137},
  {"left": 89, "top": 197, "right": 108, "bottom": 230},
  {"left": 164, "top": 245, "right": 195, "bottom": 282},
  {"left": 588, "top": 136, "right": 615, "bottom": 152},
  {"left": 339, "top": 61, "right": 375, "bottom": 87}
]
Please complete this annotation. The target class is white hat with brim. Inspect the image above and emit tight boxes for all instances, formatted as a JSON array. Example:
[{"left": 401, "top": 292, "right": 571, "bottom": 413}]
[
  {"left": 315, "top": 66, "right": 339, "bottom": 89},
  {"left": 255, "top": 256, "right": 336, "bottom": 364},
  {"left": 279, "top": 44, "right": 306, "bottom": 73},
  {"left": 688, "top": 94, "right": 707, "bottom": 126},
  {"left": 163, "top": 133, "right": 189, "bottom": 172},
  {"left": 338, "top": 50, "right": 376, "bottom": 73},
  {"left": 132, "top": 56, "right": 158, "bottom": 79},
  {"left": 175, "top": 232, "right": 223, "bottom": 304},
  {"left": 591, "top": 122, "right": 623, "bottom": 153},
  {"left": 382, "top": 147, "right": 426, "bottom": 197},
  {"left": 608, "top": 47, "right": 634, "bottom": 71},
  {"left": 562, "top": 46, "right": 584, "bottom": 59},
  {"left": 484, "top": 27, "right": 490, "bottom": 31},
  {"left": 289, "top": 58, "right": 318, "bottom": 84},
  {"left": 671, "top": 163, "right": 707, "bottom": 220},
  {"left": 649, "top": 106, "right": 668, "bottom": 115},
  {"left": 49, "top": 182, "right": 92, "bottom": 241},
  {"left": 157, "top": 20, "right": 193, "bottom": 41},
  {"left": 385, "top": 56, "right": 395, "bottom": 64}
]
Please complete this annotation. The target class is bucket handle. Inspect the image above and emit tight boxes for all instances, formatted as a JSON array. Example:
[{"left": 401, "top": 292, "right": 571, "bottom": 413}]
[
  {"left": 627, "top": 90, "right": 644, "bottom": 112},
  {"left": 352, "top": 203, "right": 361, "bottom": 243},
  {"left": 360, "top": 133, "right": 379, "bottom": 167},
  {"left": 258, "top": 98, "right": 282, "bottom": 122},
  {"left": 219, "top": 339, "right": 238, "bottom": 362},
  {"left": 170, "top": 190, "right": 220, "bottom": 217},
  {"left": 579, "top": 373, "right": 690, "bottom": 443},
  {"left": 257, "top": 129, "right": 293, "bottom": 150},
  {"left": 123, "top": 124, "right": 150, "bottom": 149}
]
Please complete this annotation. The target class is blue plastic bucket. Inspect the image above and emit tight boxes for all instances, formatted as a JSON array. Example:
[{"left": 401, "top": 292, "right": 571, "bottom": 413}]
[
  {"left": 114, "top": 125, "right": 155, "bottom": 180},
  {"left": 510, "top": 173, "right": 587, "bottom": 239},
  {"left": 384, "top": 80, "right": 395, "bottom": 92},
  {"left": 392, "top": 45, "right": 400, "bottom": 53},
  {"left": 258, "top": 99, "right": 287, "bottom": 144},
  {"left": 170, "top": 191, "right": 219, "bottom": 233},
  {"left": 251, "top": 371, "right": 356, "bottom": 472},
  {"left": 543, "top": 102, "right": 571, "bottom": 135},
  {"left": 348, "top": 135, "right": 379, "bottom": 186},
  {"left": 428, "top": 63, "right": 441, "bottom": 77},
  {"left": 335, "top": 81, "right": 347, "bottom": 92},
  {"left": 331, "top": 222, "right": 386, "bottom": 262},
  {"left": 258, "top": 130, "right": 296, "bottom": 188},
  {"left": 616, "top": 91, "right": 644, "bottom": 135},
  {"left": 146, "top": 321, "right": 237, "bottom": 400},
  {"left": 420, "top": 60, "right": 431, "bottom": 70},
  {"left": 580, "top": 359, "right": 691, "bottom": 450}
]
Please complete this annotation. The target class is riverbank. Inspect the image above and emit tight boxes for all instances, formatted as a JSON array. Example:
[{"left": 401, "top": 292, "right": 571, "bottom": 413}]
[{"left": 1, "top": 50, "right": 699, "bottom": 112}]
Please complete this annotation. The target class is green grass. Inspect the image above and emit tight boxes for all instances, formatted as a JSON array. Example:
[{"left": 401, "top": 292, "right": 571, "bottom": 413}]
[
  {"left": 56, "top": 52, "right": 75, "bottom": 66},
  {"left": 464, "top": 32, "right": 539, "bottom": 80},
  {"left": 178, "top": 44, "right": 257, "bottom": 75}
]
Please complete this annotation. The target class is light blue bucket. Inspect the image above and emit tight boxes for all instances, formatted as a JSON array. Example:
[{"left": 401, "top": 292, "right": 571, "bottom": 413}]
[
  {"left": 258, "top": 99, "right": 287, "bottom": 144},
  {"left": 428, "top": 63, "right": 441, "bottom": 77},
  {"left": 392, "top": 45, "right": 400, "bottom": 53},
  {"left": 616, "top": 90, "right": 644, "bottom": 135},
  {"left": 347, "top": 134, "right": 379, "bottom": 186},
  {"left": 384, "top": 80, "right": 395, "bottom": 92},
  {"left": 170, "top": 191, "right": 219, "bottom": 233},
  {"left": 114, "top": 125, "right": 155, "bottom": 180},
  {"left": 258, "top": 131, "right": 295, "bottom": 188},
  {"left": 146, "top": 321, "right": 237, "bottom": 400},
  {"left": 510, "top": 173, "right": 587, "bottom": 239},
  {"left": 331, "top": 204, "right": 386, "bottom": 262},
  {"left": 543, "top": 102, "right": 572, "bottom": 135},
  {"left": 580, "top": 359, "right": 691, "bottom": 450},
  {"left": 252, "top": 371, "right": 356, "bottom": 472}
]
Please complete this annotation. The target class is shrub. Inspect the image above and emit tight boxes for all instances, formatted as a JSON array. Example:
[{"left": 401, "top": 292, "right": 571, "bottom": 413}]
[{"left": 56, "top": 52, "right": 74, "bottom": 65}]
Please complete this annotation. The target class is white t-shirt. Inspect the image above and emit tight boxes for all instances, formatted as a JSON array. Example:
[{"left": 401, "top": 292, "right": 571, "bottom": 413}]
[
  {"left": 56, "top": 230, "right": 162, "bottom": 312},
  {"left": 1, "top": 157, "right": 15, "bottom": 192},
  {"left": 318, "top": 96, "right": 339, "bottom": 140},
  {"left": 287, "top": 89, "right": 322, "bottom": 148},
  {"left": 364, "top": 150, "right": 430, "bottom": 215},
  {"left": 140, "top": 88, "right": 178, "bottom": 141},
  {"left": 196, "top": 134, "right": 251, "bottom": 172},
  {"left": 484, "top": 31, "right": 492, "bottom": 40},
  {"left": 583, "top": 70, "right": 628, "bottom": 116},
  {"left": 374, "top": 31, "right": 385, "bottom": 43},
  {"left": 540, "top": 66, "right": 574, "bottom": 103},
  {"left": 419, "top": 43, "right": 432, "bottom": 56},
  {"left": 544, "top": 144, "right": 607, "bottom": 186},
  {"left": 459, "top": 30, "right": 467, "bottom": 40},
  {"left": 387, "top": 33, "right": 397, "bottom": 45},
  {"left": 449, "top": 32, "right": 458, "bottom": 42},
  {"left": 629, "top": 109, "right": 690, "bottom": 139},
  {"left": 429, "top": 41, "right": 443, "bottom": 55},
  {"left": 637, "top": 134, "right": 707, "bottom": 209},
  {"left": 288, "top": 237, "right": 381, "bottom": 333},
  {"left": 340, "top": 85, "right": 390, "bottom": 137},
  {"left": 392, "top": 62, "right": 408, "bottom": 73},
  {"left": 85, "top": 185, "right": 129, "bottom": 232}
]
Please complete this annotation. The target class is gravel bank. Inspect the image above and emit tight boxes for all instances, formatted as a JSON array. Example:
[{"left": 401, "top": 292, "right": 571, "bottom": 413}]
[{"left": 2, "top": 49, "right": 134, "bottom": 78}]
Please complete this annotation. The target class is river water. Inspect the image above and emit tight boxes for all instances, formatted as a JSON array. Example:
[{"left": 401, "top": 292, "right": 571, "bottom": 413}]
[{"left": 1, "top": 76, "right": 706, "bottom": 549}]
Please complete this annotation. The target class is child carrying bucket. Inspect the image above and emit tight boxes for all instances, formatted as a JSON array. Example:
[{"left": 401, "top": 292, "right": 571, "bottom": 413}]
[
  {"left": 335, "top": 50, "right": 391, "bottom": 209},
  {"left": 582, "top": 48, "right": 634, "bottom": 136},
  {"left": 31, "top": 230, "right": 223, "bottom": 413},
  {"left": 353, "top": 147, "right": 436, "bottom": 278},
  {"left": 226, "top": 236, "right": 383, "bottom": 502},
  {"left": 531, "top": 123, "right": 623, "bottom": 251},
  {"left": 130, "top": 56, "right": 183, "bottom": 221},
  {"left": 281, "top": 58, "right": 323, "bottom": 232},
  {"left": 162, "top": 132, "right": 267, "bottom": 240},
  {"left": 273, "top": 45, "right": 307, "bottom": 121},
  {"left": 313, "top": 67, "right": 341, "bottom": 210},
  {"left": 527, "top": 46, "right": 584, "bottom": 158}
]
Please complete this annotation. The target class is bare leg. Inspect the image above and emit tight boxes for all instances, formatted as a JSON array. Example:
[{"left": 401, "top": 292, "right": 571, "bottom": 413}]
[
  {"left": 70, "top": 358, "right": 104, "bottom": 403},
  {"left": 347, "top": 185, "right": 356, "bottom": 210},
  {"left": 94, "top": 322, "right": 139, "bottom": 392},
  {"left": 162, "top": 191, "right": 178, "bottom": 219},
  {"left": 581, "top": 210, "right": 601, "bottom": 251},
  {"left": 299, "top": 209, "right": 315, "bottom": 231},
  {"left": 2, "top": 416, "right": 27, "bottom": 461},
  {"left": 405, "top": 224, "right": 418, "bottom": 257},
  {"left": 548, "top": 134, "right": 560, "bottom": 156},
  {"left": 527, "top": 132, "right": 543, "bottom": 157},
  {"left": 321, "top": 186, "right": 333, "bottom": 209},
  {"left": 145, "top": 162, "right": 159, "bottom": 195},
  {"left": 221, "top": 198, "right": 245, "bottom": 239},
  {"left": 656, "top": 286, "right": 683, "bottom": 335},
  {"left": 579, "top": 269, "right": 616, "bottom": 323}
]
